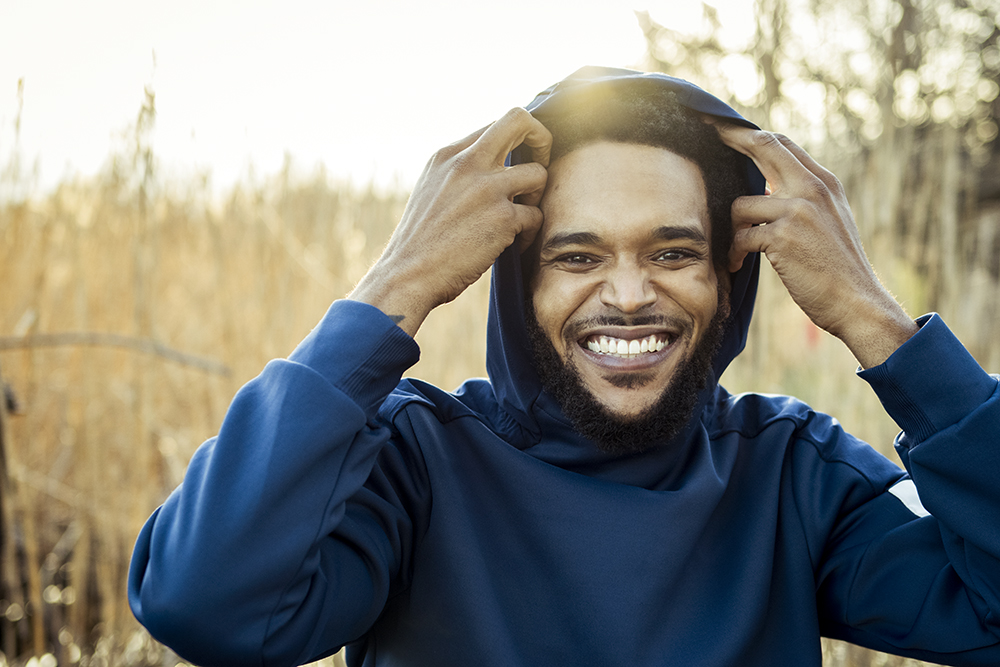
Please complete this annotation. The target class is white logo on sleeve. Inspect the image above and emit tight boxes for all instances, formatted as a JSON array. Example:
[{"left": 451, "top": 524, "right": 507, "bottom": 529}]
[{"left": 888, "top": 479, "right": 930, "bottom": 518}]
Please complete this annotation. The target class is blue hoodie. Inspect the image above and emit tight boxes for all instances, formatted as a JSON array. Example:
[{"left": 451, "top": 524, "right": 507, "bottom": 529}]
[{"left": 128, "top": 68, "right": 1000, "bottom": 666}]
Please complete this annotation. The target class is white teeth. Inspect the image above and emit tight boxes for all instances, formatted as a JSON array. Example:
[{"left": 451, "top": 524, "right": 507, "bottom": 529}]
[{"left": 584, "top": 333, "right": 671, "bottom": 357}]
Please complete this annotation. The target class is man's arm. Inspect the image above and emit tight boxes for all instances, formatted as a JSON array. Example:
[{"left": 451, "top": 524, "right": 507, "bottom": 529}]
[
  {"left": 128, "top": 109, "right": 552, "bottom": 666},
  {"left": 711, "top": 123, "right": 919, "bottom": 368},
  {"left": 817, "top": 316, "right": 1000, "bottom": 662},
  {"left": 715, "top": 122, "right": 1000, "bottom": 660},
  {"left": 129, "top": 302, "right": 423, "bottom": 666}
]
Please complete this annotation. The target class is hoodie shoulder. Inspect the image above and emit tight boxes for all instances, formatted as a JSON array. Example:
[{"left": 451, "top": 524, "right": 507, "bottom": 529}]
[
  {"left": 710, "top": 388, "right": 817, "bottom": 439},
  {"left": 709, "top": 387, "right": 904, "bottom": 491},
  {"left": 378, "top": 377, "right": 511, "bottom": 431}
]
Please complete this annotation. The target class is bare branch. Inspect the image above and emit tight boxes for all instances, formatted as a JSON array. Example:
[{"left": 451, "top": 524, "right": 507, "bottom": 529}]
[{"left": 0, "top": 332, "right": 231, "bottom": 376}]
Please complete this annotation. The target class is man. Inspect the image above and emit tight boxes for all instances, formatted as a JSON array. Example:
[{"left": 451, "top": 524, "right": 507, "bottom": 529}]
[{"left": 128, "top": 67, "right": 1000, "bottom": 666}]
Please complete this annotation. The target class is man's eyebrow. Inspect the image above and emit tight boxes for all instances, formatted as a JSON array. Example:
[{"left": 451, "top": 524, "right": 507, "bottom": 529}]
[
  {"left": 540, "top": 227, "right": 708, "bottom": 253},
  {"left": 540, "top": 231, "right": 603, "bottom": 252},
  {"left": 652, "top": 226, "right": 709, "bottom": 245}
]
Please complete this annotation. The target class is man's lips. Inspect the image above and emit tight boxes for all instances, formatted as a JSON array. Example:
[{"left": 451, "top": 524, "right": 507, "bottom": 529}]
[{"left": 574, "top": 326, "right": 680, "bottom": 369}]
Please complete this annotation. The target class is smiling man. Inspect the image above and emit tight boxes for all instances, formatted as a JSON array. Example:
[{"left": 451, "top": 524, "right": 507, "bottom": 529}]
[
  {"left": 129, "top": 68, "right": 1000, "bottom": 667},
  {"left": 524, "top": 88, "right": 740, "bottom": 454}
]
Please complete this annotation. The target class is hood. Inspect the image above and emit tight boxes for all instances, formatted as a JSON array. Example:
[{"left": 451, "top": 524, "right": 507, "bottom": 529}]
[{"left": 486, "top": 66, "right": 765, "bottom": 456}]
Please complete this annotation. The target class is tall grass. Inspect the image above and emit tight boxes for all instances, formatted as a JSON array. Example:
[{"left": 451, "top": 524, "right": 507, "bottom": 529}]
[
  {"left": 0, "top": 111, "right": 997, "bottom": 667},
  {"left": 0, "top": 142, "right": 498, "bottom": 664}
]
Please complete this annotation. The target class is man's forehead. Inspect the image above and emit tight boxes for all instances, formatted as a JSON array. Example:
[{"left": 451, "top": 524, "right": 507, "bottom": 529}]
[
  {"left": 540, "top": 141, "right": 707, "bottom": 198},
  {"left": 538, "top": 142, "right": 711, "bottom": 241}
]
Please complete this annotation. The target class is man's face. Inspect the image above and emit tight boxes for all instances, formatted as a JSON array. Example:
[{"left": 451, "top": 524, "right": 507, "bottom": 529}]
[{"left": 530, "top": 141, "right": 724, "bottom": 423}]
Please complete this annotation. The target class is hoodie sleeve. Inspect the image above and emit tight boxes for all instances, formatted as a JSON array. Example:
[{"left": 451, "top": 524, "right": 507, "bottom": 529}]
[
  {"left": 816, "top": 314, "right": 1000, "bottom": 663},
  {"left": 128, "top": 299, "right": 425, "bottom": 667}
]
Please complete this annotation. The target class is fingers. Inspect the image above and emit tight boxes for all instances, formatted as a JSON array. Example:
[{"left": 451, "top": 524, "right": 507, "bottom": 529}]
[
  {"left": 731, "top": 218, "right": 774, "bottom": 253},
  {"left": 513, "top": 202, "right": 544, "bottom": 251},
  {"left": 730, "top": 193, "right": 810, "bottom": 228},
  {"left": 474, "top": 107, "right": 553, "bottom": 167},
  {"left": 502, "top": 162, "right": 547, "bottom": 247},
  {"left": 727, "top": 221, "right": 776, "bottom": 273},
  {"left": 504, "top": 161, "right": 548, "bottom": 207},
  {"left": 518, "top": 120, "right": 553, "bottom": 167},
  {"left": 770, "top": 133, "right": 841, "bottom": 193},
  {"left": 428, "top": 124, "right": 490, "bottom": 167},
  {"left": 450, "top": 124, "right": 490, "bottom": 153},
  {"left": 710, "top": 122, "right": 826, "bottom": 195},
  {"left": 728, "top": 195, "right": 815, "bottom": 269}
]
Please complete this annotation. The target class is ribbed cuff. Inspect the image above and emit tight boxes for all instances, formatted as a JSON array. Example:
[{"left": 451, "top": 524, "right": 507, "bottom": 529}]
[
  {"left": 288, "top": 300, "right": 420, "bottom": 417},
  {"left": 858, "top": 313, "right": 995, "bottom": 444}
]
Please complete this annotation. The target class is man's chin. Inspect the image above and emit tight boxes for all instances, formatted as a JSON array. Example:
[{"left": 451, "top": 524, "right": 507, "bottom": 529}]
[
  {"left": 599, "top": 369, "right": 658, "bottom": 391},
  {"left": 525, "top": 303, "right": 729, "bottom": 456},
  {"left": 595, "top": 403, "right": 662, "bottom": 425},
  {"left": 580, "top": 378, "right": 665, "bottom": 421},
  {"left": 540, "top": 371, "right": 699, "bottom": 456}
]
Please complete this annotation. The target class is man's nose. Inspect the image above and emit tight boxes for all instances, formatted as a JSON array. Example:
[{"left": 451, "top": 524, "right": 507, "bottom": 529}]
[{"left": 599, "top": 265, "right": 657, "bottom": 313}]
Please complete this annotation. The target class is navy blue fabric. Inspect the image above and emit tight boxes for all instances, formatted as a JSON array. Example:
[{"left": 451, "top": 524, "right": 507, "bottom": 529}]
[{"left": 128, "top": 69, "right": 1000, "bottom": 666}]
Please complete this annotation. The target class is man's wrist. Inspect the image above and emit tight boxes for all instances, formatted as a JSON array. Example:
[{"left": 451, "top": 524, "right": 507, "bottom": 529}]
[
  {"left": 348, "top": 267, "right": 436, "bottom": 338},
  {"left": 837, "top": 295, "right": 919, "bottom": 369}
]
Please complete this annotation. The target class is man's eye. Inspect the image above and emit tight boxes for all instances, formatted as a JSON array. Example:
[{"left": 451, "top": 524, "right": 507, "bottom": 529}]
[
  {"left": 655, "top": 249, "right": 695, "bottom": 262},
  {"left": 557, "top": 254, "right": 595, "bottom": 265}
]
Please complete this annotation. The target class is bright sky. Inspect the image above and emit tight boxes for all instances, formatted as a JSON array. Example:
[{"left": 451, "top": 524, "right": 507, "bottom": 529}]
[{"left": 0, "top": 0, "right": 754, "bottom": 193}]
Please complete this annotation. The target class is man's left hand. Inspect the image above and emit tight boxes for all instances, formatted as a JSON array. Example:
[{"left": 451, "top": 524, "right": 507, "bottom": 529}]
[{"left": 712, "top": 123, "right": 919, "bottom": 369}]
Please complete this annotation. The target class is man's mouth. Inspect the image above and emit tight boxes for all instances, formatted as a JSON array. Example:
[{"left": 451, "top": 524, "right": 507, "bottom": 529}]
[{"left": 580, "top": 333, "right": 673, "bottom": 359}]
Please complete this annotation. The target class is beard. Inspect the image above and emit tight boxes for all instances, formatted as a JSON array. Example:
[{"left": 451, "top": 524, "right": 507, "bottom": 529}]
[{"left": 525, "top": 292, "right": 729, "bottom": 456}]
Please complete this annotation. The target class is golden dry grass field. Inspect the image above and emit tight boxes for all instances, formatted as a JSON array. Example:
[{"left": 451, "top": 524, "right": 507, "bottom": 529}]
[{"left": 0, "top": 123, "right": 998, "bottom": 666}]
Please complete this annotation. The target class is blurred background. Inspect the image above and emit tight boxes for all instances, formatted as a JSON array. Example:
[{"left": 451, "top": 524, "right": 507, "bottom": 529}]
[{"left": 1, "top": 0, "right": 998, "bottom": 665}]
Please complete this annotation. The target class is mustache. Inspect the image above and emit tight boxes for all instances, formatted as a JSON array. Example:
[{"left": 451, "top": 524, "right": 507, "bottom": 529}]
[{"left": 564, "top": 312, "right": 690, "bottom": 339}]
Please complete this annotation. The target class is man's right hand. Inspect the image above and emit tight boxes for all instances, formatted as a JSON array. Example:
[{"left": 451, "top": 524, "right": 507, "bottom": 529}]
[{"left": 349, "top": 107, "right": 552, "bottom": 337}]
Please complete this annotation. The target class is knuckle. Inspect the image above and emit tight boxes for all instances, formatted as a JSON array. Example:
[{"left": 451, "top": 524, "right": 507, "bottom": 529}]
[
  {"left": 772, "top": 132, "right": 794, "bottom": 147},
  {"left": 506, "top": 106, "right": 532, "bottom": 124},
  {"left": 466, "top": 172, "right": 493, "bottom": 198},
  {"left": 749, "top": 130, "right": 781, "bottom": 150},
  {"left": 788, "top": 198, "right": 814, "bottom": 220},
  {"left": 504, "top": 162, "right": 547, "bottom": 195},
  {"left": 803, "top": 175, "right": 831, "bottom": 201},
  {"left": 788, "top": 198, "right": 821, "bottom": 227},
  {"left": 430, "top": 145, "right": 457, "bottom": 166},
  {"left": 731, "top": 194, "right": 753, "bottom": 212},
  {"left": 449, "top": 148, "right": 479, "bottom": 173},
  {"left": 828, "top": 173, "right": 846, "bottom": 195},
  {"left": 737, "top": 194, "right": 766, "bottom": 220}
]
